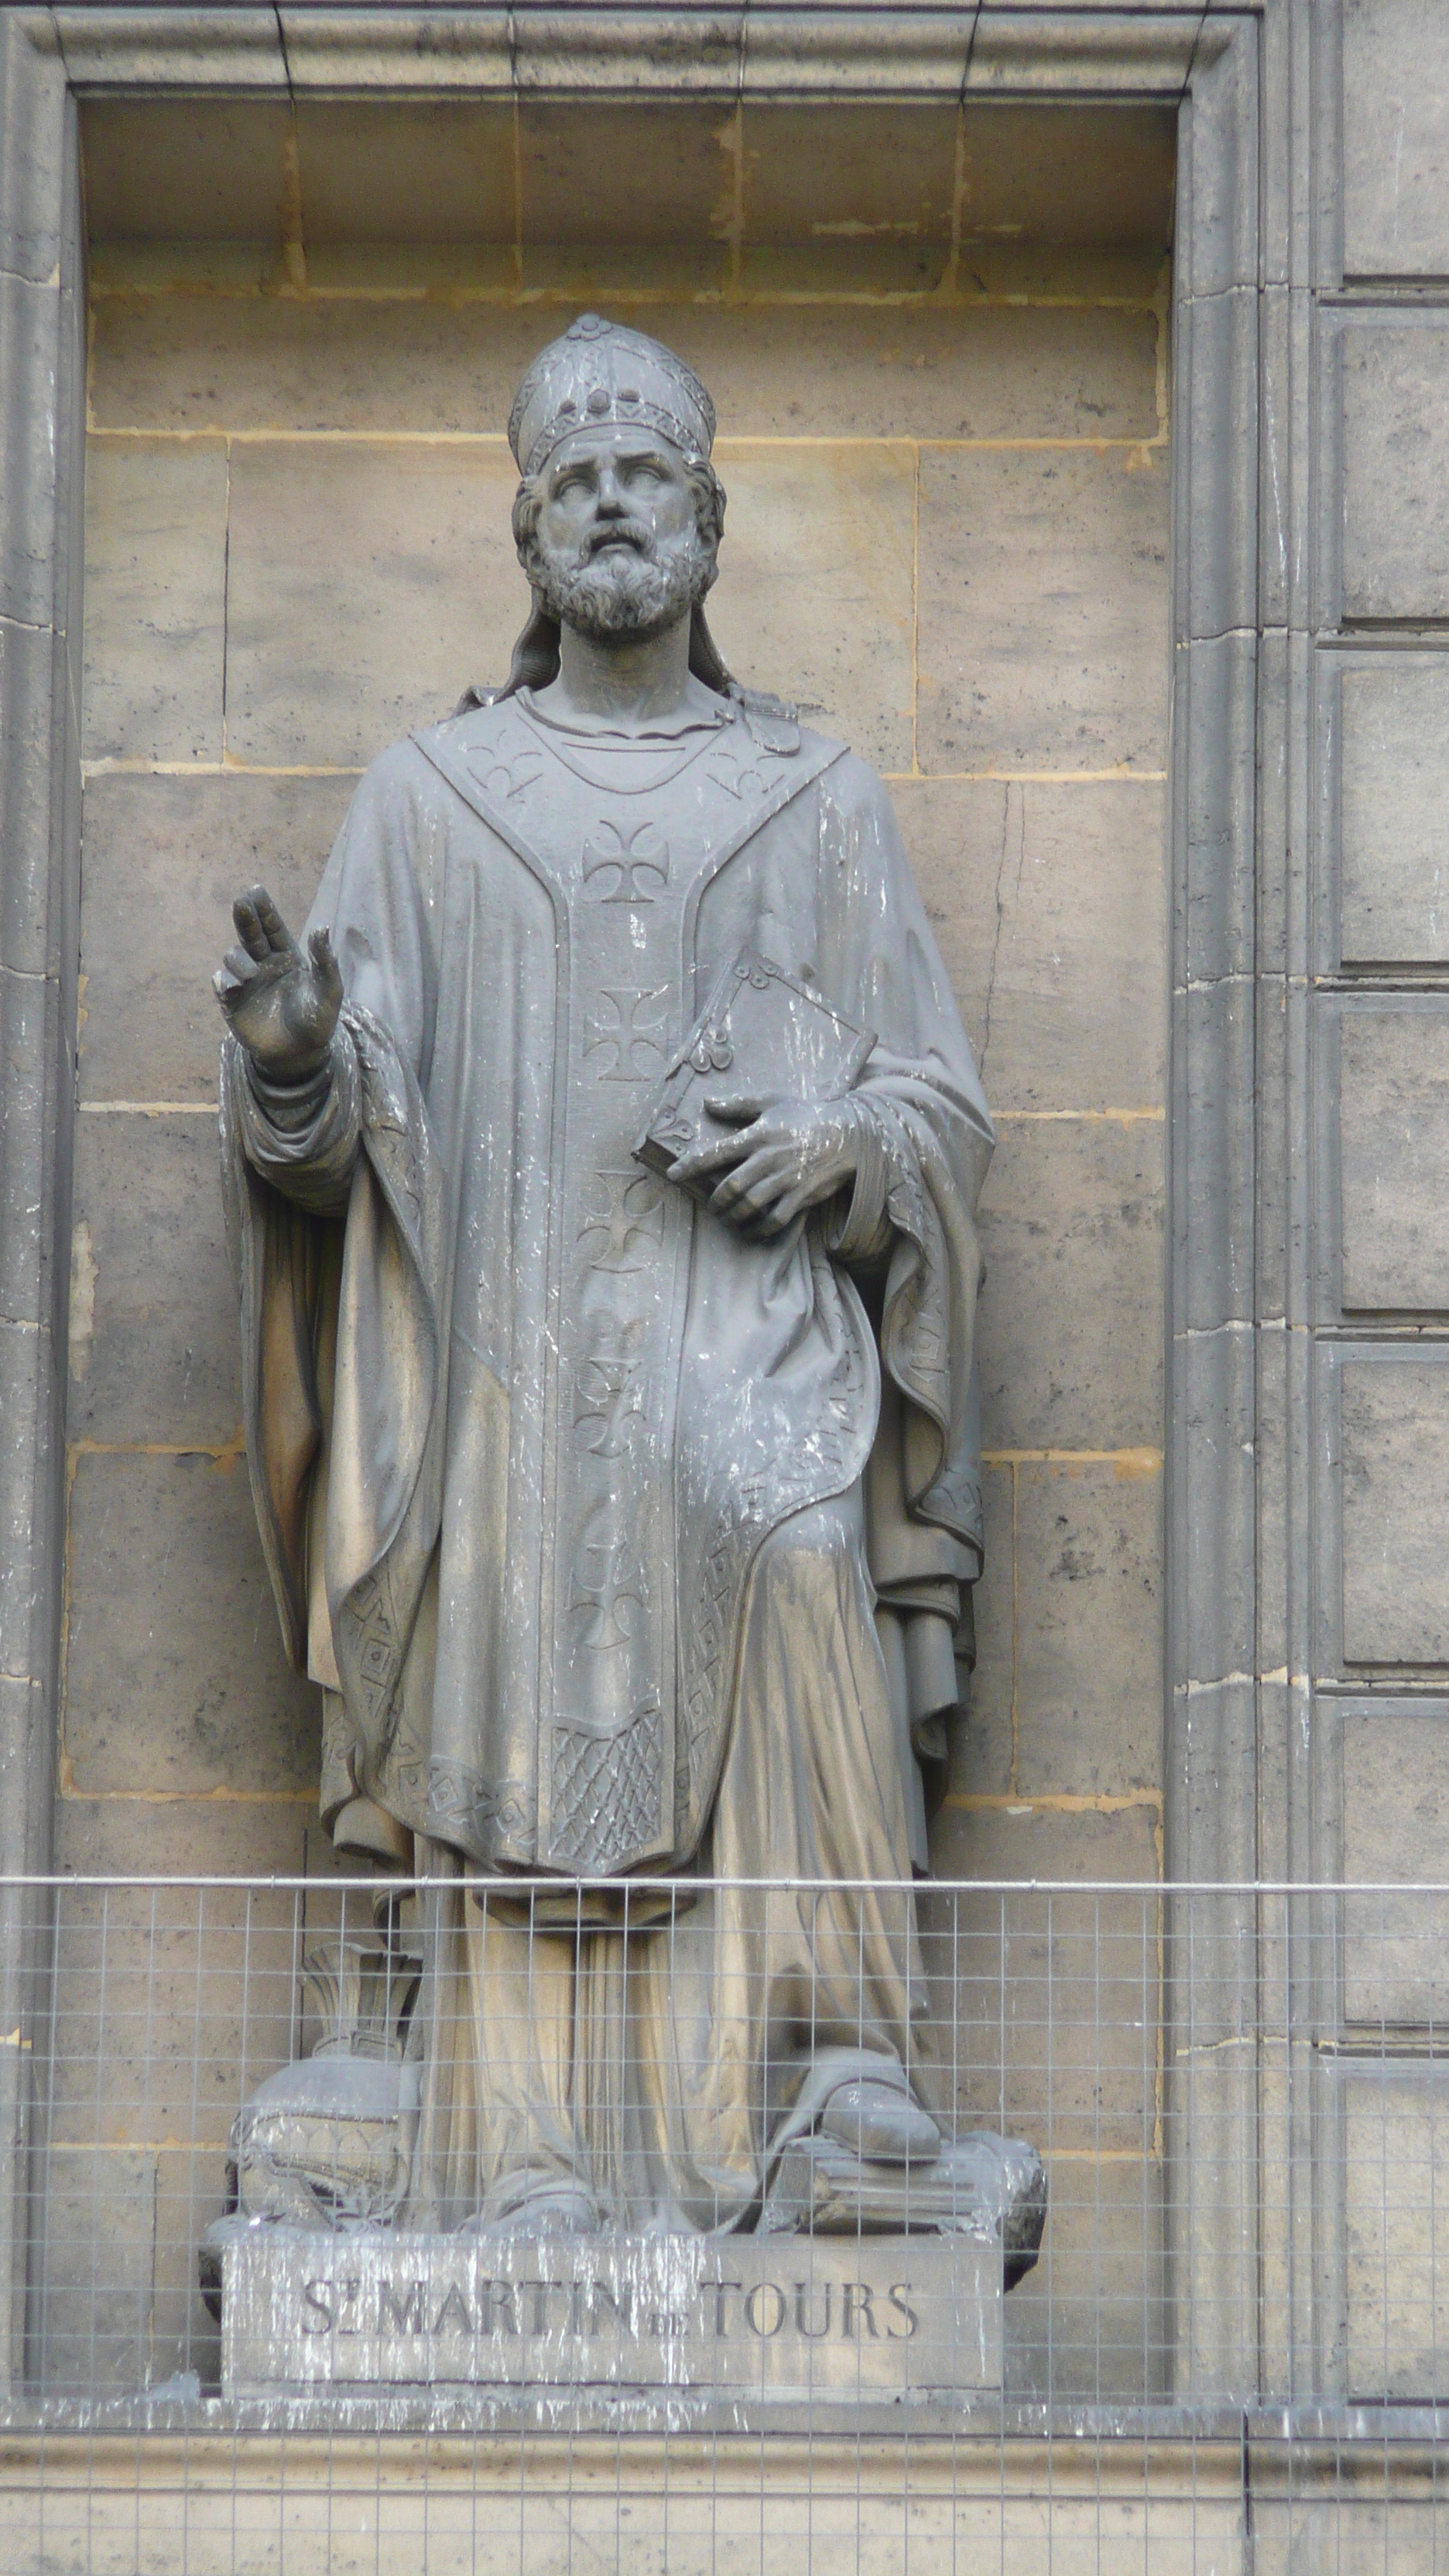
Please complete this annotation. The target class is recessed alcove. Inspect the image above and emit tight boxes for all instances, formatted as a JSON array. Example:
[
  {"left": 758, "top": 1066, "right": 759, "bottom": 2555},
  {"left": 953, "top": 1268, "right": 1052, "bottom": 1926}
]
[{"left": 59, "top": 91, "right": 1172, "bottom": 2401}]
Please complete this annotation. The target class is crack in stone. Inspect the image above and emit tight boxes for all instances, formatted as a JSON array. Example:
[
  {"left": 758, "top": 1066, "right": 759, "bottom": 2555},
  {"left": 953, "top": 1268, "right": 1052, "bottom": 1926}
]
[{"left": 978, "top": 783, "right": 1026, "bottom": 1087}]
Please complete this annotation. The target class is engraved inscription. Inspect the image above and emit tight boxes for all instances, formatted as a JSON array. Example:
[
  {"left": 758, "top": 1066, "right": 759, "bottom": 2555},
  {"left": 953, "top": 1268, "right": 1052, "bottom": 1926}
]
[
  {"left": 298, "top": 2269, "right": 920, "bottom": 2343},
  {"left": 227, "top": 2231, "right": 1002, "bottom": 2396}
]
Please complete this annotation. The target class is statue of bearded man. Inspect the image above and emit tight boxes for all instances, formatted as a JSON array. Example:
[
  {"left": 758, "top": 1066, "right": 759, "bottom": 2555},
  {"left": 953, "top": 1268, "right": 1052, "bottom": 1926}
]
[{"left": 215, "top": 316, "right": 995, "bottom": 2239}]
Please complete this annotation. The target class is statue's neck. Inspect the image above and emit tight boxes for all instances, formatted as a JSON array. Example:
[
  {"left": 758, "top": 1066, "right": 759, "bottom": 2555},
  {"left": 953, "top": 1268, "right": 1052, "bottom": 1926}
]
[{"left": 536, "top": 609, "right": 710, "bottom": 736}]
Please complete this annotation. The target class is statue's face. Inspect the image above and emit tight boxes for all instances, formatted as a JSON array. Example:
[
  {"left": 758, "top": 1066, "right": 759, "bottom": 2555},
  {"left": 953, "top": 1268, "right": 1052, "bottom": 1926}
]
[{"left": 521, "top": 421, "right": 718, "bottom": 644}]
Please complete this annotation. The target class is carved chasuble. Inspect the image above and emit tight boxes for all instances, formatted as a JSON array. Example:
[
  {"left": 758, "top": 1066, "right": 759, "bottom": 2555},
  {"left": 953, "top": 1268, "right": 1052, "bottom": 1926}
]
[{"left": 409, "top": 688, "right": 860, "bottom": 1876}]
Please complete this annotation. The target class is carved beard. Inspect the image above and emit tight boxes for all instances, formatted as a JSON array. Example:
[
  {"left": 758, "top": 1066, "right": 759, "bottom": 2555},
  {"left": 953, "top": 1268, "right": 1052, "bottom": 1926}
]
[{"left": 526, "top": 520, "right": 712, "bottom": 642}]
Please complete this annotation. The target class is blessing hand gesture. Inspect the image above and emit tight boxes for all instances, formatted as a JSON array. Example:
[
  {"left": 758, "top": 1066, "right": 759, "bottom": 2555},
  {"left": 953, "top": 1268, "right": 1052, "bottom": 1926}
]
[{"left": 213, "top": 885, "right": 342, "bottom": 1084}]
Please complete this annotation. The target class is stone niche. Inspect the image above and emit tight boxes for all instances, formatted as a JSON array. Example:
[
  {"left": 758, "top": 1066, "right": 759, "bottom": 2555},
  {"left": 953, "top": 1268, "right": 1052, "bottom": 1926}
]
[{"left": 47, "top": 91, "right": 1172, "bottom": 2410}]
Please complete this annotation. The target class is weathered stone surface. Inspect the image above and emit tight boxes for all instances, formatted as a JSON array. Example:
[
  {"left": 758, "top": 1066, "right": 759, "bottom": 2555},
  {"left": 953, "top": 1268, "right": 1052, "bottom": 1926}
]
[
  {"left": 897, "top": 778, "right": 1166, "bottom": 1108},
  {"left": 41, "top": 1869, "right": 305, "bottom": 2150},
  {"left": 1341, "top": 2065, "right": 1449, "bottom": 2400},
  {"left": 63, "top": 1448, "right": 320, "bottom": 1797},
  {"left": 297, "top": 100, "right": 515, "bottom": 244},
  {"left": 958, "top": 103, "right": 1173, "bottom": 256},
  {"left": 82, "top": 97, "right": 293, "bottom": 244},
  {"left": 1340, "top": 1361, "right": 1449, "bottom": 1667},
  {"left": 1180, "top": 627, "right": 1255, "bottom": 992},
  {"left": 745, "top": 102, "right": 957, "bottom": 245},
  {"left": 1169, "top": 2031, "right": 1259, "bottom": 2396},
  {"left": 707, "top": 439, "right": 916, "bottom": 772},
  {"left": 1338, "top": 1007, "right": 1449, "bottom": 1311},
  {"left": 1006, "top": 2150, "right": 1164, "bottom": 2403},
  {"left": 0, "top": 1672, "right": 48, "bottom": 1883},
  {"left": 82, "top": 434, "right": 227, "bottom": 764},
  {"left": 0, "top": 5, "right": 77, "bottom": 2009},
  {"left": 223, "top": 440, "right": 522, "bottom": 769},
  {"left": 1255, "top": 2496, "right": 1441, "bottom": 2576},
  {"left": 953, "top": 1454, "right": 1163, "bottom": 1808},
  {"left": 1168, "top": 1678, "right": 1256, "bottom": 1891},
  {"left": 80, "top": 770, "right": 356, "bottom": 1103},
  {"left": 923, "top": 1807, "right": 1162, "bottom": 2153},
  {"left": 1177, "top": 286, "right": 1257, "bottom": 646},
  {"left": 0, "top": 270, "right": 65, "bottom": 631},
  {"left": 0, "top": 2430, "right": 1247, "bottom": 2572},
  {"left": 224, "top": 2228, "right": 1002, "bottom": 2400},
  {"left": 0, "top": 5, "right": 70, "bottom": 286},
  {"left": 1338, "top": 1708, "right": 1449, "bottom": 2026},
  {"left": 1175, "top": 978, "right": 1254, "bottom": 1338},
  {"left": 221, "top": 426, "right": 920, "bottom": 790},
  {"left": 89, "top": 294, "right": 1161, "bottom": 444},
  {"left": 1, "top": 608, "right": 77, "bottom": 998},
  {"left": 891, "top": 777, "right": 1001, "bottom": 1060},
  {"left": 67, "top": 1111, "right": 236, "bottom": 1447},
  {"left": 929, "top": 1795, "right": 1160, "bottom": 1896},
  {"left": 276, "top": 6, "right": 507, "bottom": 98},
  {"left": 151, "top": 2142, "right": 224, "bottom": 2392},
  {"left": 916, "top": 444, "right": 1170, "bottom": 775},
  {"left": 0, "top": 953, "right": 70, "bottom": 1334},
  {"left": 32, "top": 2146, "right": 156, "bottom": 2396},
  {"left": 976, "top": 1117, "right": 1165, "bottom": 1451},
  {"left": 1340, "top": 659, "right": 1449, "bottom": 966},
  {"left": 1341, "top": 324, "right": 1449, "bottom": 620},
  {"left": 954, "top": 1458, "right": 1012, "bottom": 1797},
  {"left": 1012, "top": 1457, "right": 1163, "bottom": 1797},
  {"left": 1342, "top": 0, "right": 1449, "bottom": 279},
  {"left": 521, "top": 101, "right": 731, "bottom": 260},
  {"left": 52, "top": 1787, "right": 324, "bottom": 1882},
  {"left": 60, "top": 15, "right": 286, "bottom": 99}
]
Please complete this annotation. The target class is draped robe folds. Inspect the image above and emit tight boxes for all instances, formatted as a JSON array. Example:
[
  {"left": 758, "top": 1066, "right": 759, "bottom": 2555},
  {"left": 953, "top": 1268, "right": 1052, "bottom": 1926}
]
[{"left": 221, "top": 685, "right": 994, "bottom": 2230}]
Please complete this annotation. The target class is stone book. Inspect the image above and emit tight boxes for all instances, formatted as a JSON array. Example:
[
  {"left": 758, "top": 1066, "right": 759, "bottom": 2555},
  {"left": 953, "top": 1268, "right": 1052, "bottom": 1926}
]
[{"left": 635, "top": 948, "right": 876, "bottom": 1188}]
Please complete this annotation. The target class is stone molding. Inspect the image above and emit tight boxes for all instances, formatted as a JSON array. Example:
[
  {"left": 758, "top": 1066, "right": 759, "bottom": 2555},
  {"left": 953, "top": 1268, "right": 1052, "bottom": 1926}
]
[
  {"left": 0, "top": 0, "right": 1265, "bottom": 2396},
  {"left": 43, "top": 5, "right": 1238, "bottom": 103}
]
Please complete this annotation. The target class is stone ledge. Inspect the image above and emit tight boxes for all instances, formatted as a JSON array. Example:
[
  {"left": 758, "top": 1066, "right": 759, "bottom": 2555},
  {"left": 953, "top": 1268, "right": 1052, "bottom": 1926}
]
[{"left": 0, "top": 2424, "right": 1251, "bottom": 2576}]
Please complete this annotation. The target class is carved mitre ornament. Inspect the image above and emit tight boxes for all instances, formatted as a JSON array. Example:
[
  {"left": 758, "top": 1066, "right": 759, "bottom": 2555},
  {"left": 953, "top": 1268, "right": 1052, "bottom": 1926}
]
[{"left": 508, "top": 312, "right": 717, "bottom": 477}]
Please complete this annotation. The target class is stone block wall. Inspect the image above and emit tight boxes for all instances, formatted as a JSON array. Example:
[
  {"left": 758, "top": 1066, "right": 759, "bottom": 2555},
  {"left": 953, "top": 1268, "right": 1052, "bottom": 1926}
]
[
  {"left": 1291, "top": 0, "right": 1449, "bottom": 2411},
  {"left": 53, "top": 95, "right": 1171, "bottom": 2393}
]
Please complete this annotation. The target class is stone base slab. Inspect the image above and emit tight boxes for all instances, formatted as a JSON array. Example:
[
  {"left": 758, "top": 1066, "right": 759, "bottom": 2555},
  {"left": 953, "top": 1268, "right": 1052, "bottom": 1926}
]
[
  {"left": 222, "top": 2226, "right": 1000, "bottom": 2403},
  {"left": 0, "top": 2431, "right": 1250, "bottom": 2576}
]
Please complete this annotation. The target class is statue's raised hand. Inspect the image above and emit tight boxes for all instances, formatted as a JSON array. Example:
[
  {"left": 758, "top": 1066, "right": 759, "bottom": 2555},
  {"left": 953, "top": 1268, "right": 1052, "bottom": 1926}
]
[{"left": 213, "top": 886, "right": 342, "bottom": 1083}]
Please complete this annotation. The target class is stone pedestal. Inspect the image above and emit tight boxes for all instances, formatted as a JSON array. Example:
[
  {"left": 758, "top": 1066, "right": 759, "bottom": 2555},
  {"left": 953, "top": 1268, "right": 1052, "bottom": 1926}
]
[{"left": 221, "top": 2227, "right": 1002, "bottom": 2406}]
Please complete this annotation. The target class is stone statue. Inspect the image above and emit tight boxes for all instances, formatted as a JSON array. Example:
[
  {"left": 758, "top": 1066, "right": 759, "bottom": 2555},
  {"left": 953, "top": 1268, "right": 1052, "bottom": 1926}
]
[{"left": 213, "top": 317, "right": 1037, "bottom": 2265}]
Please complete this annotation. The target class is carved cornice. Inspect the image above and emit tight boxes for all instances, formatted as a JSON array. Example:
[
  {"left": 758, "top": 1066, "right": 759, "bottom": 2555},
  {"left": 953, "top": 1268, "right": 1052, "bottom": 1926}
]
[{"left": 41, "top": 3, "right": 1245, "bottom": 103}]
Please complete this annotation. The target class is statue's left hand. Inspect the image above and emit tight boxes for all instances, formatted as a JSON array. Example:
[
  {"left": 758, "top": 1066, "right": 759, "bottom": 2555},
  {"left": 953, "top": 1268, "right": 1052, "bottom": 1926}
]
[{"left": 666, "top": 1091, "right": 867, "bottom": 1235}]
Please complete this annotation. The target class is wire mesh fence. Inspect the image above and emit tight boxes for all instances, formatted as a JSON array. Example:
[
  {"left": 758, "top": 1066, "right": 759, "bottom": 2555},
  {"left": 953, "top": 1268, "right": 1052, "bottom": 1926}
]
[{"left": 1, "top": 1875, "right": 1447, "bottom": 2570}]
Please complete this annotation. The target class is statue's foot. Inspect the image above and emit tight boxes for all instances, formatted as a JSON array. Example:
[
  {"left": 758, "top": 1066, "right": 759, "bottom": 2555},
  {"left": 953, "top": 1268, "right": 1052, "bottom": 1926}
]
[
  {"left": 818, "top": 2078, "right": 940, "bottom": 2167},
  {"left": 459, "top": 2180, "right": 600, "bottom": 2242}
]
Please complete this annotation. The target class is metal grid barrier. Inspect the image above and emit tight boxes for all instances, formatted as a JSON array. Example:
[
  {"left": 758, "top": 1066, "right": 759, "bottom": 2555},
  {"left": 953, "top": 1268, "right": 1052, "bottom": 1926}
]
[{"left": 0, "top": 1875, "right": 1445, "bottom": 2571}]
